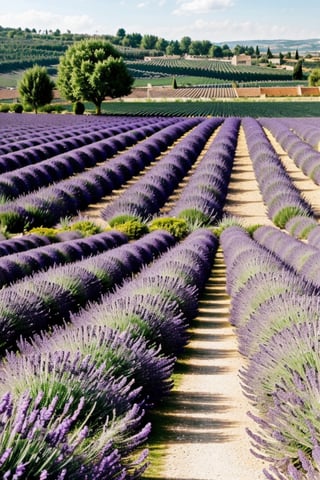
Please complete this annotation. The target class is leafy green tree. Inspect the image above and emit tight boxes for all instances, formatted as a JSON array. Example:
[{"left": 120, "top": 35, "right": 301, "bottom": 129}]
[
  {"left": 295, "top": 49, "right": 299, "bottom": 60},
  {"left": 267, "top": 47, "right": 273, "bottom": 58},
  {"left": 166, "top": 40, "right": 181, "bottom": 56},
  {"left": 155, "top": 37, "right": 169, "bottom": 52},
  {"left": 116, "top": 28, "right": 126, "bottom": 39},
  {"left": 179, "top": 36, "right": 192, "bottom": 54},
  {"left": 255, "top": 46, "right": 260, "bottom": 57},
  {"left": 57, "top": 39, "right": 133, "bottom": 115},
  {"left": 201, "top": 40, "right": 212, "bottom": 56},
  {"left": 189, "top": 40, "right": 205, "bottom": 56},
  {"left": 222, "top": 44, "right": 232, "bottom": 57},
  {"left": 234, "top": 44, "right": 245, "bottom": 55},
  {"left": 209, "top": 45, "right": 223, "bottom": 58},
  {"left": 140, "top": 34, "right": 158, "bottom": 50},
  {"left": 308, "top": 68, "right": 320, "bottom": 86},
  {"left": 123, "top": 32, "right": 142, "bottom": 48},
  {"left": 293, "top": 59, "right": 303, "bottom": 80},
  {"left": 18, "top": 64, "right": 54, "bottom": 113}
]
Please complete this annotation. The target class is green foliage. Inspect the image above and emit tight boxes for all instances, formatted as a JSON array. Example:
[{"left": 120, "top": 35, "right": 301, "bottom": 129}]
[
  {"left": 0, "top": 103, "right": 11, "bottom": 112},
  {"left": 292, "top": 60, "right": 303, "bottom": 80},
  {"left": 246, "top": 224, "right": 262, "bottom": 237},
  {"left": 39, "top": 103, "right": 63, "bottom": 113},
  {"left": 177, "top": 208, "right": 212, "bottom": 229},
  {"left": 273, "top": 207, "right": 310, "bottom": 229},
  {"left": 148, "top": 217, "right": 189, "bottom": 240},
  {"left": 114, "top": 219, "right": 149, "bottom": 239},
  {"left": 18, "top": 64, "right": 55, "bottom": 113},
  {"left": 57, "top": 38, "right": 134, "bottom": 114},
  {"left": 27, "top": 227, "right": 61, "bottom": 239},
  {"left": 64, "top": 220, "right": 102, "bottom": 237},
  {"left": 108, "top": 214, "right": 141, "bottom": 226},
  {"left": 0, "top": 211, "right": 26, "bottom": 233},
  {"left": 172, "top": 77, "right": 177, "bottom": 89},
  {"left": 73, "top": 100, "right": 85, "bottom": 114},
  {"left": 10, "top": 102, "right": 23, "bottom": 113},
  {"left": 308, "top": 68, "right": 320, "bottom": 86}
]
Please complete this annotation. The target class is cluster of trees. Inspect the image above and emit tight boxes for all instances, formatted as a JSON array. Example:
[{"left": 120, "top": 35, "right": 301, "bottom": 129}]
[
  {"left": 17, "top": 39, "right": 134, "bottom": 114},
  {"left": 0, "top": 25, "right": 291, "bottom": 61}
]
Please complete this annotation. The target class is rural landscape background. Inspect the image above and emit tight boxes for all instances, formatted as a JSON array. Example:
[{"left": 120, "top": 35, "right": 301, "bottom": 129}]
[{"left": 0, "top": 5, "right": 320, "bottom": 479}]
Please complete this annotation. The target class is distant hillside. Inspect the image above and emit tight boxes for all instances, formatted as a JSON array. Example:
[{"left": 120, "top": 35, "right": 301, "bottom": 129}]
[{"left": 222, "top": 39, "right": 320, "bottom": 55}]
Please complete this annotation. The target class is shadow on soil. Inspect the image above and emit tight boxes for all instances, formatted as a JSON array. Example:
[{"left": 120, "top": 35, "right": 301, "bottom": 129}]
[{"left": 142, "top": 258, "right": 239, "bottom": 479}]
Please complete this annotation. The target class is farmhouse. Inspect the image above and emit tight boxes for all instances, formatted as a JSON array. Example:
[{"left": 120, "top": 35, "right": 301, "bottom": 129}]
[{"left": 231, "top": 54, "right": 252, "bottom": 66}]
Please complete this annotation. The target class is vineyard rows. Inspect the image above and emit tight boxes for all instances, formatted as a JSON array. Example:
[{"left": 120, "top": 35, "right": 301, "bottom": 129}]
[
  {"left": 0, "top": 112, "right": 320, "bottom": 479},
  {"left": 127, "top": 58, "right": 292, "bottom": 82},
  {"left": 103, "top": 100, "right": 320, "bottom": 118}
]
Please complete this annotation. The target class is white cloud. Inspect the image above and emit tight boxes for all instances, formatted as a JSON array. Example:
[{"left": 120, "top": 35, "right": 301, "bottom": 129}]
[
  {"left": 162, "top": 17, "right": 320, "bottom": 42},
  {"left": 173, "top": 0, "right": 233, "bottom": 15},
  {"left": 0, "top": 10, "right": 102, "bottom": 34}
]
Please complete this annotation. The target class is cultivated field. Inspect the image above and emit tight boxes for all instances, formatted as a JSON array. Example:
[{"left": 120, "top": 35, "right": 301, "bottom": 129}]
[{"left": 0, "top": 112, "right": 320, "bottom": 479}]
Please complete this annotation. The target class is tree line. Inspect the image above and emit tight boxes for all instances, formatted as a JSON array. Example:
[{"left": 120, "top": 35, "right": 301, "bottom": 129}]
[{"left": 0, "top": 25, "right": 297, "bottom": 61}]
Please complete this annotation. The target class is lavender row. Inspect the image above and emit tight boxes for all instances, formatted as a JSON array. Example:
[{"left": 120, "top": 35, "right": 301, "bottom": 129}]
[
  {"left": 0, "top": 118, "right": 196, "bottom": 233},
  {"left": 279, "top": 117, "right": 320, "bottom": 150},
  {"left": 0, "top": 113, "right": 146, "bottom": 149},
  {"left": 221, "top": 224, "right": 320, "bottom": 479},
  {"left": 242, "top": 117, "right": 314, "bottom": 228},
  {"left": 0, "top": 229, "right": 175, "bottom": 355},
  {"left": 0, "top": 119, "right": 167, "bottom": 199},
  {"left": 0, "top": 230, "right": 128, "bottom": 289},
  {"left": 170, "top": 117, "right": 240, "bottom": 224},
  {"left": 253, "top": 225, "right": 320, "bottom": 289},
  {"left": 260, "top": 117, "right": 320, "bottom": 185},
  {"left": 73, "top": 228, "right": 218, "bottom": 356},
  {"left": 101, "top": 117, "right": 220, "bottom": 222},
  {"left": 0, "top": 229, "right": 217, "bottom": 478},
  {"left": 0, "top": 116, "right": 140, "bottom": 159},
  {"left": 0, "top": 232, "right": 53, "bottom": 256}
]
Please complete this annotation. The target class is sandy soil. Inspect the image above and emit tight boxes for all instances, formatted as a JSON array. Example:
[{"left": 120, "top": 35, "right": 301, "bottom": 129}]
[{"left": 142, "top": 125, "right": 320, "bottom": 480}]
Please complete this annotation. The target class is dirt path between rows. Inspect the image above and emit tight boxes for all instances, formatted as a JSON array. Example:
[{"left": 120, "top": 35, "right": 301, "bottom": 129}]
[{"left": 142, "top": 126, "right": 320, "bottom": 480}]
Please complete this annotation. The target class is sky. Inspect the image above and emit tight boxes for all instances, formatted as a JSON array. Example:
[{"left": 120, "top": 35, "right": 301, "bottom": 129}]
[{"left": 1, "top": 0, "right": 319, "bottom": 43}]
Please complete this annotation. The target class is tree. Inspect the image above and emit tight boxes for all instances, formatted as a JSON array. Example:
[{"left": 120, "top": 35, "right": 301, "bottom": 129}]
[
  {"left": 293, "top": 59, "right": 303, "bottom": 80},
  {"left": 123, "top": 32, "right": 142, "bottom": 48},
  {"left": 295, "top": 49, "right": 299, "bottom": 60},
  {"left": 116, "top": 28, "right": 126, "bottom": 39},
  {"left": 57, "top": 39, "right": 133, "bottom": 115},
  {"left": 267, "top": 47, "right": 273, "bottom": 59},
  {"left": 155, "top": 37, "right": 169, "bottom": 53},
  {"left": 140, "top": 34, "right": 158, "bottom": 50},
  {"left": 166, "top": 40, "right": 181, "bottom": 56},
  {"left": 201, "top": 40, "right": 212, "bottom": 56},
  {"left": 189, "top": 40, "right": 205, "bottom": 56},
  {"left": 255, "top": 46, "right": 260, "bottom": 57},
  {"left": 209, "top": 45, "right": 223, "bottom": 58},
  {"left": 308, "top": 68, "right": 320, "bottom": 86},
  {"left": 18, "top": 64, "right": 54, "bottom": 113},
  {"left": 179, "top": 36, "right": 192, "bottom": 55}
]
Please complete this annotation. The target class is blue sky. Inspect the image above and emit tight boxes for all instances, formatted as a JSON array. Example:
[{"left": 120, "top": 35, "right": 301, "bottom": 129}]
[{"left": 1, "top": 0, "right": 319, "bottom": 42}]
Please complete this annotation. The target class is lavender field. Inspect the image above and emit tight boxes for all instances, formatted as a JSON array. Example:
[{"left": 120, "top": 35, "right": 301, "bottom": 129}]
[{"left": 1, "top": 112, "right": 320, "bottom": 479}]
